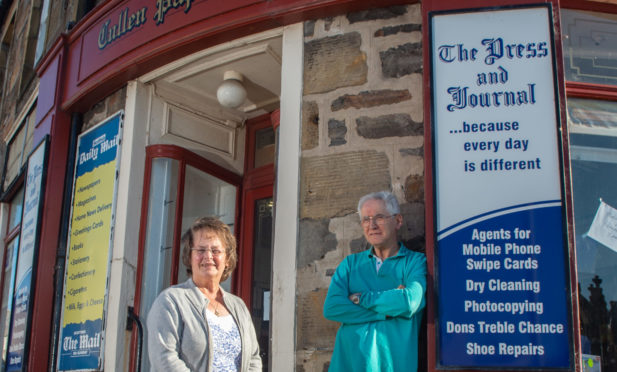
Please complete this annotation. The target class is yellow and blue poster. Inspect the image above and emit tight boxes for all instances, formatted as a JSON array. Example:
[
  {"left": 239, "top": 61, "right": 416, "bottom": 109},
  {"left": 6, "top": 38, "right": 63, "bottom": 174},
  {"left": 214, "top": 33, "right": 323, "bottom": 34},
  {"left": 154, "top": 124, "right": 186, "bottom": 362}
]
[
  {"left": 58, "top": 112, "right": 122, "bottom": 371},
  {"left": 5, "top": 139, "right": 48, "bottom": 371}
]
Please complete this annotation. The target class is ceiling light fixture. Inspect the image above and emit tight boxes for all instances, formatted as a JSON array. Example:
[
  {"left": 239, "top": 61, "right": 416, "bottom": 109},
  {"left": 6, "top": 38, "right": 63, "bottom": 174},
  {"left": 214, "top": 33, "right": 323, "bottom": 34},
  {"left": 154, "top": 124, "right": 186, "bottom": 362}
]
[{"left": 216, "top": 71, "right": 247, "bottom": 109}]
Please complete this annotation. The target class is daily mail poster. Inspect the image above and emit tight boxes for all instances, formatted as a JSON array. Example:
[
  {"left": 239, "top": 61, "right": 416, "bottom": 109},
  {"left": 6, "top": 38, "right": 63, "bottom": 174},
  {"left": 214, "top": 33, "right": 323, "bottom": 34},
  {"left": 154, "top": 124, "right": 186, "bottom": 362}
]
[
  {"left": 58, "top": 112, "right": 122, "bottom": 371},
  {"left": 430, "top": 5, "right": 572, "bottom": 369}
]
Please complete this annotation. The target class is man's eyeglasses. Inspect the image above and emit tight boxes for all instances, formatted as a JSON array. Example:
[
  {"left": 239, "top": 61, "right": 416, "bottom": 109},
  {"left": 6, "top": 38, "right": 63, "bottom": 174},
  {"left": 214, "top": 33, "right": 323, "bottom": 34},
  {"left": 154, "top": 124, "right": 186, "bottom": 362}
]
[
  {"left": 360, "top": 214, "right": 395, "bottom": 227},
  {"left": 191, "top": 248, "right": 223, "bottom": 257}
]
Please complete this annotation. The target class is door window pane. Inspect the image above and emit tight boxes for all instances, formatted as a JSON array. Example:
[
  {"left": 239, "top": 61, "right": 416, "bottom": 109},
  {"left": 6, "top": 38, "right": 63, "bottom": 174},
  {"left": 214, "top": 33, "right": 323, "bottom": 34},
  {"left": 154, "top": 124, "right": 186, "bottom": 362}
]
[
  {"left": 140, "top": 158, "right": 179, "bottom": 312},
  {"left": 567, "top": 98, "right": 617, "bottom": 370},
  {"left": 254, "top": 127, "right": 275, "bottom": 168},
  {"left": 251, "top": 197, "right": 273, "bottom": 369},
  {"left": 177, "top": 165, "right": 237, "bottom": 291},
  {"left": 561, "top": 9, "right": 617, "bottom": 86},
  {"left": 139, "top": 158, "right": 179, "bottom": 372}
]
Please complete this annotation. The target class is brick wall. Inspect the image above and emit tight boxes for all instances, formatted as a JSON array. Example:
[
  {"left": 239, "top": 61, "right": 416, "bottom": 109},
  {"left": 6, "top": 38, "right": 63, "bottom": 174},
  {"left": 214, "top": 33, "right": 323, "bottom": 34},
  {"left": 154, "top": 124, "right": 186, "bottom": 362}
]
[{"left": 296, "top": 4, "right": 425, "bottom": 370}]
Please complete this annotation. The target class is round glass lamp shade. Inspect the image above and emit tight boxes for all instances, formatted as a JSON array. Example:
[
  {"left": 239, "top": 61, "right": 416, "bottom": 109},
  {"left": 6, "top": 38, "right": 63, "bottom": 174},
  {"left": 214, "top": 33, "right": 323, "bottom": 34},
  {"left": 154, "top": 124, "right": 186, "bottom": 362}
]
[{"left": 216, "top": 77, "right": 247, "bottom": 109}]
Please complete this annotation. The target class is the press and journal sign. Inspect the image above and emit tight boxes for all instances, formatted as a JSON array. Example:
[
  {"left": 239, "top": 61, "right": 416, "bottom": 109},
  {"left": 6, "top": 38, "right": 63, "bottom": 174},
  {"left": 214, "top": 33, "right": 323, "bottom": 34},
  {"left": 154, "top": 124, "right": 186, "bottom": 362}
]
[
  {"left": 430, "top": 5, "right": 572, "bottom": 369},
  {"left": 58, "top": 112, "right": 123, "bottom": 371}
]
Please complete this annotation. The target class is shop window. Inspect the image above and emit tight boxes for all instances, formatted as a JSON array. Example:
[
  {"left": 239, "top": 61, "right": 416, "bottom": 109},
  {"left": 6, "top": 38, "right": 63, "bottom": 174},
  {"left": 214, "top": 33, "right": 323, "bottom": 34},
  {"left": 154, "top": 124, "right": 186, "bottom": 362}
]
[
  {"left": 562, "top": 6, "right": 617, "bottom": 369},
  {"left": 134, "top": 145, "right": 241, "bottom": 372},
  {"left": 0, "top": 187, "right": 23, "bottom": 371},
  {"left": 2, "top": 107, "right": 36, "bottom": 192},
  {"left": 566, "top": 99, "right": 617, "bottom": 369},
  {"left": 561, "top": 9, "right": 617, "bottom": 86}
]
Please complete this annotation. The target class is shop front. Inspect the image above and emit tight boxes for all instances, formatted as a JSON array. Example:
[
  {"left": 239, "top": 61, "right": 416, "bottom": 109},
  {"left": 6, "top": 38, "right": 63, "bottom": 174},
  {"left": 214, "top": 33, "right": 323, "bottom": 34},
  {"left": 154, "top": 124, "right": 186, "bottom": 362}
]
[{"left": 0, "top": 0, "right": 615, "bottom": 370}]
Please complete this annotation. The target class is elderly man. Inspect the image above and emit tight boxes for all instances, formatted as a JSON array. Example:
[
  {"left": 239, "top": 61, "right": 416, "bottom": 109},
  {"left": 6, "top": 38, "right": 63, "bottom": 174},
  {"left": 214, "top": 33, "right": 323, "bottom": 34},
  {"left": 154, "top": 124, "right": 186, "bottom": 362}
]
[{"left": 323, "top": 191, "right": 427, "bottom": 371}]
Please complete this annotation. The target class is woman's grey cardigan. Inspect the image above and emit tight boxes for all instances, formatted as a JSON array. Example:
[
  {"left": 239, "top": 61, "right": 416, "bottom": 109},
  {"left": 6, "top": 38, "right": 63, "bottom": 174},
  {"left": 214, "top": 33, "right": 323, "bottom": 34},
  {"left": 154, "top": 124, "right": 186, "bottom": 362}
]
[{"left": 146, "top": 278, "right": 262, "bottom": 371}]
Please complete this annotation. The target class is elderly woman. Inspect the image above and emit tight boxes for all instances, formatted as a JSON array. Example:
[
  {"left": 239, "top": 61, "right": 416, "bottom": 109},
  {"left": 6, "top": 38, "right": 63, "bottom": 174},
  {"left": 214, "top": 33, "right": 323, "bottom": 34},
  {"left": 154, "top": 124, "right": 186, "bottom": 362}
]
[{"left": 147, "top": 216, "right": 262, "bottom": 371}]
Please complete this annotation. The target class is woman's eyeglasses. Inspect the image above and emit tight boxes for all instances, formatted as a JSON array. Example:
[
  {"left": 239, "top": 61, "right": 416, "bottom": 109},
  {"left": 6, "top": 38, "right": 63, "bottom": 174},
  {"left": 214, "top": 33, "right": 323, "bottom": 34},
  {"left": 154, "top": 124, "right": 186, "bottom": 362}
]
[{"left": 191, "top": 248, "right": 223, "bottom": 257}]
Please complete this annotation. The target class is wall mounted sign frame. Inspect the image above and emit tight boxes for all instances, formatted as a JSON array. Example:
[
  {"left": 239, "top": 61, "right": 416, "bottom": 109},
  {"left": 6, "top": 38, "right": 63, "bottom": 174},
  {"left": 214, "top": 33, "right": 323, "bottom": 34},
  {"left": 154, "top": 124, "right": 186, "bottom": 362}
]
[
  {"left": 429, "top": 4, "right": 574, "bottom": 369},
  {"left": 58, "top": 111, "right": 123, "bottom": 371}
]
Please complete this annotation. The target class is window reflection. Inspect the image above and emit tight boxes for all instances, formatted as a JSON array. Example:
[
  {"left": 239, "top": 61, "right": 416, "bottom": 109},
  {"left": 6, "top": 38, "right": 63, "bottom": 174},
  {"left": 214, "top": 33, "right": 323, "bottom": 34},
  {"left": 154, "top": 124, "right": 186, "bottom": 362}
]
[
  {"left": 177, "top": 165, "right": 237, "bottom": 291},
  {"left": 567, "top": 98, "right": 617, "bottom": 371},
  {"left": 561, "top": 9, "right": 617, "bottom": 86}
]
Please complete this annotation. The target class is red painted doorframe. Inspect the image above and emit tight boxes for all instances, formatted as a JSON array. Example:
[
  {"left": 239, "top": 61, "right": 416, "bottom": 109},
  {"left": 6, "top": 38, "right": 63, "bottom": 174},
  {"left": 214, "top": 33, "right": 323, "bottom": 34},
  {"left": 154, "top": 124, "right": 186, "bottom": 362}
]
[{"left": 421, "top": 0, "right": 577, "bottom": 371}]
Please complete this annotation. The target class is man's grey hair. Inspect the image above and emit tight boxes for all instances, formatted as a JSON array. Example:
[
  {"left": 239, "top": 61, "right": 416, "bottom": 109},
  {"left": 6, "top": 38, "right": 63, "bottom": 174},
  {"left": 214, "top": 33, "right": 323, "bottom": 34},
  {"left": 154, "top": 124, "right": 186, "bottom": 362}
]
[{"left": 357, "top": 191, "right": 400, "bottom": 216}]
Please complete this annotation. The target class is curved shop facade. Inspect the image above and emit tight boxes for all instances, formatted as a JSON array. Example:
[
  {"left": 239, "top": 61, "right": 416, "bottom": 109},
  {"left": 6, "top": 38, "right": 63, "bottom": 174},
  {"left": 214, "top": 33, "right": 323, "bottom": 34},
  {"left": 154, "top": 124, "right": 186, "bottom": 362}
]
[{"left": 0, "top": 0, "right": 616, "bottom": 370}]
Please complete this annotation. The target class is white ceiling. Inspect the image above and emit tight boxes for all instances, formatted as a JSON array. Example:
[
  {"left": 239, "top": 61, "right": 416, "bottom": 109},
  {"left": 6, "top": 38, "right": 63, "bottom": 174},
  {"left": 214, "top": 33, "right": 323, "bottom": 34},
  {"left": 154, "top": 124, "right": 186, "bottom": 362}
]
[{"left": 143, "top": 30, "right": 283, "bottom": 122}]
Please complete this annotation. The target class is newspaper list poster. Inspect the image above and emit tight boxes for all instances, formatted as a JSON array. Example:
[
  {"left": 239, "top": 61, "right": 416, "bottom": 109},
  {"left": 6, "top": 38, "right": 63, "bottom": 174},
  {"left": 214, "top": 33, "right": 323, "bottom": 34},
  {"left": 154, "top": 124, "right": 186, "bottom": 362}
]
[
  {"left": 5, "top": 139, "right": 48, "bottom": 371},
  {"left": 58, "top": 112, "right": 123, "bottom": 371},
  {"left": 430, "top": 5, "right": 572, "bottom": 369}
]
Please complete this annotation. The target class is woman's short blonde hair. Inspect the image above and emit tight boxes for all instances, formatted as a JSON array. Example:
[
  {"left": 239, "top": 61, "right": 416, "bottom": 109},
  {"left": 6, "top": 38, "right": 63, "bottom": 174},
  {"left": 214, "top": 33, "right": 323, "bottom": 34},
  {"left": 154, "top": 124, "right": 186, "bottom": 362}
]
[{"left": 181, "top": 216, "right": 238, "bottom": 282}]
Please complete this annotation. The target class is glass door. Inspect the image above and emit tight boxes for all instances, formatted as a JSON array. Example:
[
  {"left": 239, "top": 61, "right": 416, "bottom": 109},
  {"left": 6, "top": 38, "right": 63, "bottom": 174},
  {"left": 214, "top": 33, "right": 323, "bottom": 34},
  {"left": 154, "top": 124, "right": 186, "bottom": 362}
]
[{"left": 134, "top": 145, "right": 242, "bottom": 372}]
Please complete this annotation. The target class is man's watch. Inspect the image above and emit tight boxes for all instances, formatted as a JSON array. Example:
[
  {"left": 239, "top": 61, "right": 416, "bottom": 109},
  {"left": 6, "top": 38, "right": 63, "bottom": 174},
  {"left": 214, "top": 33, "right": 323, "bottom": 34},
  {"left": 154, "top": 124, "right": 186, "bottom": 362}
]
[{"left": 351, "top": 294, "right": 360, "bottom": 304}]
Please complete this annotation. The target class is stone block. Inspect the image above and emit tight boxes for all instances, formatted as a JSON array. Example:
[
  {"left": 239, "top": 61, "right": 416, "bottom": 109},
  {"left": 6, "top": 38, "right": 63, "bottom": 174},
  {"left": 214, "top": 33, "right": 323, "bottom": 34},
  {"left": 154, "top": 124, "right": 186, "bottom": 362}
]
[
  {"left": 304, "top": 20, "right": 315, "bottom": 37},
  {"left": 399, "top": 202, "right": 424, "bottom": 242},
  {"left": 296, "top": 288, "right": 339, "bottom": 349},
  {"left": 304, "top": 33, "right": 367, "bottom": 95},
  {"left": 374, "top": 23, "right": 421, "bottom": 37},
  {"left": 108, "top": 87, "right": 127, "bottom": 115},
  {"left": 405, "top": 174, "right": 424, "bottom": 202},
  {"left": 380, "top": 42, "right": 422, "bottom": 78},
  {"left": 83, "top": 100, "right": 107, "bottom": 131},
  {"left": 302, "top": 101, "right": 319, "bottom": 150},
  {"left": 331, "top": 89, "right": 411, "bottom": 111},
  {"left": 327, "top": 119, "right": 346, "bottom": 146},
  {"left": 350, "top": 236, "right": 368, "bottom": 254},
  {"left": 347, "top": 6, "right": 407, "bottom": 24},
  {"left": 400, "top": 147, "right": 423, "bottom": 157},
  {"left": 301, "top": 151, "right": 390, "bottom": 219},
  {"left": 298, "top": 218, "right": 338, "bottom": 268},
  {"left": 356, "top": 113, "right": 422, "bottom": 139}
]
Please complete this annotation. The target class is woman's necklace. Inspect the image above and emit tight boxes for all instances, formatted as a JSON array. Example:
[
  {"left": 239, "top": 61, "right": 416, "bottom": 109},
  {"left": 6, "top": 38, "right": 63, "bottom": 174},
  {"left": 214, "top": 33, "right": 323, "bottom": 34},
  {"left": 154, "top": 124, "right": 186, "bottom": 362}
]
[
  {"left": 200, "top": 288, "right": 221, "bottom": 316},
  {"left": 211, "top": 299, "right": 221, "bottom": 316}
]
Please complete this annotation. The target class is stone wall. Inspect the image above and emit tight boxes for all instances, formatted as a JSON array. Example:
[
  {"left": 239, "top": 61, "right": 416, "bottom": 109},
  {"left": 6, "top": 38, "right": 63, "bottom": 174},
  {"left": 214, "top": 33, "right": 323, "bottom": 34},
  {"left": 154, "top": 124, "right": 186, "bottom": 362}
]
[
  {"left": 82, "top": 86, "right": 127, "bottom": 130},
  {"left": 296, "top": 4, "right": 425, "bottom": 370}
]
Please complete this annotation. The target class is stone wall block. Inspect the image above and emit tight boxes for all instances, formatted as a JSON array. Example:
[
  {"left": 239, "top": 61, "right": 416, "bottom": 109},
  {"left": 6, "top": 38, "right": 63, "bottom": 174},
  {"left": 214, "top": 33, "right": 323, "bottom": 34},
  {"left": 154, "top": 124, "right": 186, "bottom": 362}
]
[
  {"left": 298, "top": 218, "right": 338, "bottom": 268},
  {"left": 331, "top": 89, "right": 411, "bottom": 112},
  {"left": 400, "top": 147, "right": 423, "bottom": 157},
  {"left": 304, "top": 20, "right": 316, "bottom": 37},
  {"left": 327, "top": 119, "right": 346, "bottom": 146},
  {"left": 380, "top": 42, "right": 422, "bottom": 78},
  {"left": 405, "top": 174, "right": 424, "bottom": 203},
  {"left": 304, "top": 33, "right": 368, "bottom": 95},
  {"left": 347, "top": 6, "right": 407, "bottom": 24},
  {"left": 356, "top": 113, "right": 423, "bottom": 139},
  {"left": 350, "top": 236, "right": 368, "bottom": 254},
  {"left": 83, "top": 100, "right": 108, "bottom": 130},
  {"left": 302, "top": 100, "right": 320, "bottom": 150},
  {"left": 108, "top": 86, "right": 127, "bottom": 114},
  {"left": 296, "top": 288, "right": 339, "bottom": 349},
  {"left": 301, "top": 151, "right": 390, "bottom": 219},
  {"left": 399, "top": 202, "right": 424, "bottom": 243},
  {"left": 374, "top": 24, "right": 421, "bottom": 37}
]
